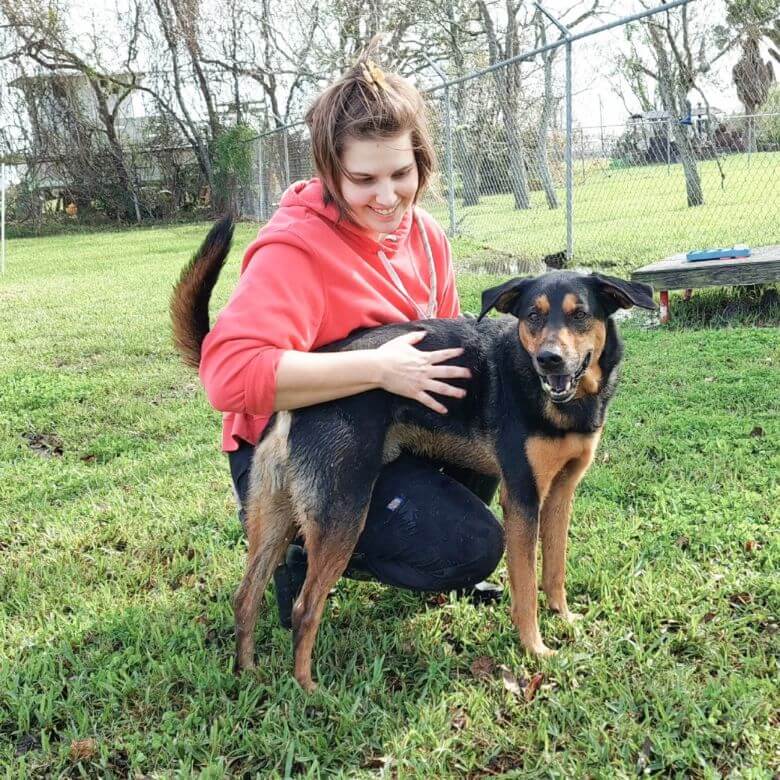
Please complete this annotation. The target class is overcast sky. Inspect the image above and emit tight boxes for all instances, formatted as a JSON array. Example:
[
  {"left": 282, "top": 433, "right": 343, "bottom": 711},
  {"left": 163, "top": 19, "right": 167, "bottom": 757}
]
[{"left": 0, "top": 0, "right": 768, "bottom": 138}]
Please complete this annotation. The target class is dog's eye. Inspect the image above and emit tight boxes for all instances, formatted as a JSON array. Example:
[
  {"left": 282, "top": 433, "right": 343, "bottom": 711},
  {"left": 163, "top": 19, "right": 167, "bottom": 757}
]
[
  {"left": 527, "top": 311, "right": 543, "bottom": 325},
  {"left": 572, "top": 310, "right": 589, "bottom": 321}
]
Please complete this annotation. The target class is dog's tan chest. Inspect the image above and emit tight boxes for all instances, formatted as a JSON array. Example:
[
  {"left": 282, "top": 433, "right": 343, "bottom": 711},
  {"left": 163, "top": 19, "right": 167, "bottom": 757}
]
[{"left": 525, "top": 431, "right": 601, "bottom": 503}]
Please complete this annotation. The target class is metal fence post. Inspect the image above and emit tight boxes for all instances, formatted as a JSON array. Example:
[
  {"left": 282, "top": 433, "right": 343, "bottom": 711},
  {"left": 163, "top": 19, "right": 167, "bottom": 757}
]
[
  {"left": 257, "top": 136, "right": 267, "bottom": 221},
  {"left": 666, "top": 117, "right": 671, "bottom": 173},
  {"left": 566, "top": 37, "right": 573, "bottom": 262},
  {"left": 443, "top": 86, "right": 456, "bottom": 238},
  {"left": 422, "top": 52, "right": 457, "bottom": 238},
  {"left": 1, "top": 162, "right": 5, "bottom": 275},
  {"left": 283, "top": 126, "right": 291, "bottom": 187},
  {"left": 537, "top": 4, "right": 573, "bottom": 261}
]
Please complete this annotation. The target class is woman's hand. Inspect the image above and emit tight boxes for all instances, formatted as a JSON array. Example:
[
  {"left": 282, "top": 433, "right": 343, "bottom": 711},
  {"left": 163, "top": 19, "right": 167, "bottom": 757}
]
[{"left": 373, "top": 331, "right": 472, "bottom": 414}]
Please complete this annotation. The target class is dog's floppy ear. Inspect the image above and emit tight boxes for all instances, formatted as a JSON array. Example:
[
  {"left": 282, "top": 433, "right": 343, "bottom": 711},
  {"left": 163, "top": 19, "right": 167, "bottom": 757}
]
[
  {"left": 477, "top": 277, "right": 532, "bottom": 321},
  {"left": 589, "top": 273, "right": 657, "bottom": 315}
]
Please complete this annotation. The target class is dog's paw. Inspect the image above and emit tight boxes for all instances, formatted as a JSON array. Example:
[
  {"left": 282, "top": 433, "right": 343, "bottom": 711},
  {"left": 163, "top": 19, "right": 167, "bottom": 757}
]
[
  {"left": 558, "top": 609, "right": 583, "bottom": 624},
  {"left": 521, "top": 636, "right": 557, "bottom": 658},
  {"left": 534, "top": 643, "right": 557, "bottom": 658},
  {"left": 295, "top": 675, "right": 318, "bottom": 693}
]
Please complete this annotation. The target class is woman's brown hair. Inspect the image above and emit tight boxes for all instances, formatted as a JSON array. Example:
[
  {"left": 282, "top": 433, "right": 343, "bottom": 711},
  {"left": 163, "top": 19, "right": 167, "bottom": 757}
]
[{"left": 304, "top": 40, "right": 436, "bottom": 221}]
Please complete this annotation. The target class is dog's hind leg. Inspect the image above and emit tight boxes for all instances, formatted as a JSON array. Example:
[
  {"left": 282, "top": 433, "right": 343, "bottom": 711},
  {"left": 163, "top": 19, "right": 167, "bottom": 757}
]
[
  {"left": 291, "top": 509, "right": 368, "bottom": 693},
  {"left": 233, "top": 489, "right": 297, "bottom": 673}
]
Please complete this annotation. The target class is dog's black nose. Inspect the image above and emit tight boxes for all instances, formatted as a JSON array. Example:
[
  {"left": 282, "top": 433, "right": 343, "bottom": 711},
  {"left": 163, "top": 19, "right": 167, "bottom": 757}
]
[{"left": 536, "top": 350, "right": 564, "bottom": 370}]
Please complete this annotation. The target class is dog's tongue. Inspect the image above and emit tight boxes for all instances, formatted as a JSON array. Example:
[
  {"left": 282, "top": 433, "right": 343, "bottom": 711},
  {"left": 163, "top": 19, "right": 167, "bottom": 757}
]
[{"left": 549, "top": 375, "right": 571, "bottom": 392}]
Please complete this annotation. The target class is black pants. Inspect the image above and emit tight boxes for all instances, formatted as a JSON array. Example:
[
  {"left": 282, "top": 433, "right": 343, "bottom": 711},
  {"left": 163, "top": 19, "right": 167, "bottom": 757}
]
[{"left": 229, "top": 441, "right": 504, "bottom": 592}]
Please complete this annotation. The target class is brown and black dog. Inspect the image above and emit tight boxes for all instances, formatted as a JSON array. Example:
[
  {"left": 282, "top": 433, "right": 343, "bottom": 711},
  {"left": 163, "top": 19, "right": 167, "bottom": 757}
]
[{"left": 171, "top": 218, "right": 656, "bottom": 691}]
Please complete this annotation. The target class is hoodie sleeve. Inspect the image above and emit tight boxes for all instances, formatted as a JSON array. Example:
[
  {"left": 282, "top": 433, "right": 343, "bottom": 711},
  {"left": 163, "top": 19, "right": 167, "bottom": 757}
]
[{"left": 199, "top": 240, "right": 326, "bottom": 417}]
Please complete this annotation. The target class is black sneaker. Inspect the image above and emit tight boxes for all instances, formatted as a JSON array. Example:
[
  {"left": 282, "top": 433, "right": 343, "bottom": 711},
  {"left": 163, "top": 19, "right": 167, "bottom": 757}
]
[
  {"left": 273, "top": 544, "right": 307, "bottom": 629},
  {"left": 458, "top": 580, "right": 504, "bottom": 605}
]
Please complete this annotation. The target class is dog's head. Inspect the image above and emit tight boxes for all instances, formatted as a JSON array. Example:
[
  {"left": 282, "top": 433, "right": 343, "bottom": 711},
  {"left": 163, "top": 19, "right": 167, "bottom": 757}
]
[{"left": 478, "top": 271, "right": 656, "bottom": 404}]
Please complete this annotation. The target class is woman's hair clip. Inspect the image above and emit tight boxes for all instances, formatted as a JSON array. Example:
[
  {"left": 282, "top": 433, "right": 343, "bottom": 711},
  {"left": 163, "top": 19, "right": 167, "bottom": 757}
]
[{"left": 360, "top": 59, "right": 389, "bottom": 92}]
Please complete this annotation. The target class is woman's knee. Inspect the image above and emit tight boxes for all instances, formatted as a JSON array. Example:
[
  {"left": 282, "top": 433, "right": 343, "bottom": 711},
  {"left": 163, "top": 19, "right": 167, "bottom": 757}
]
[{"left": 472, "top": 515, "right": 504, "bottom": 581}]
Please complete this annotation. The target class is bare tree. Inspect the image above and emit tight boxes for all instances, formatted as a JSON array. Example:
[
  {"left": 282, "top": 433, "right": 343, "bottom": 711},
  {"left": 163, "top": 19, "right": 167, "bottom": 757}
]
[
  {"left": 531, "top": 1, "right": 600, "bottom": 210},
  {"left": 621, "top": 3, "right": 735, "bottom": 207},
  {"left": 475, "top": 0, "right": 533, "bottom": 210},
  {"left": 726, "top": 0, "right": 778, "bottom": 152},
  {"left": 1, "top": 0, "right": 145, "bottom": 221}
]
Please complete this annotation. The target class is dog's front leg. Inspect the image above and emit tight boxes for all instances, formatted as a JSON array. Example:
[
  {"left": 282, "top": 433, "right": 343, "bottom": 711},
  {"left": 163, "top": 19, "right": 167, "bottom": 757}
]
[
  {"left": 500, "top": 483, "right": 554, "bottom": 658},
  {"left": 539, "top": 460, "right": 588, "bottom": 624},
  {"left": 540, "top": 435, "right": 599, "bottom": 623}
]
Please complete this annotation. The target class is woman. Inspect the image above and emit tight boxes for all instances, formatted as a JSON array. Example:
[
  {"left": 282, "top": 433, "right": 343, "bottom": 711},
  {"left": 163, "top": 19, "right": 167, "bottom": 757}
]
[{"left": 199, "top": 51, "right": 503, "bottom": 628}]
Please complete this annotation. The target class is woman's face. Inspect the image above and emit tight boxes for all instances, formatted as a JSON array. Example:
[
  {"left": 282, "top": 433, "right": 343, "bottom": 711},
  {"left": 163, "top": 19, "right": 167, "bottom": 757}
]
[{"left": 339, "top": 131, "right": 419, "bottom": 240}]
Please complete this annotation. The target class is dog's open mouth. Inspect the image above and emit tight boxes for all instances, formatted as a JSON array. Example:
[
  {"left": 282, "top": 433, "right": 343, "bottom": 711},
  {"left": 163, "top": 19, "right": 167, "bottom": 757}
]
[{"left": 539, "top": 352, "right": 592, "bottom": 404}]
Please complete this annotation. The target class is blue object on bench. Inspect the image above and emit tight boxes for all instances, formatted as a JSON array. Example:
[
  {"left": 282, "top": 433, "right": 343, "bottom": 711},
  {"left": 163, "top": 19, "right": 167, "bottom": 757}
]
[{"left": 686, "top": 245, "right": 751, "bottom": 262}]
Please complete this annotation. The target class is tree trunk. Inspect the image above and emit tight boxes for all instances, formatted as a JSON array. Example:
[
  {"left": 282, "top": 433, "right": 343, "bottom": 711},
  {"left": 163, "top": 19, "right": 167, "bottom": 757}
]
[
  {"left": 91, "top": 82, "right": 143, "bottom": 222},
  {"left": 671, "top": 121, "right": 704, "bottom": 207},
  {"left": 455, "top": 127, "right": 481, "bottom": 207},
  {"left": 647, "top": 23, "right": 704, "bottom": 208},
  {"left": 535, "top": 143, "right": 558, "bottom": 209},
  {"left": 503, "top": 105, "right": 531, "bottom": 210},
  {"left": 534, "top": 21, "right": 559, "bottom": 209},
  {"left": 746, "top": 114, "right": 757, "bottom": 153},
  {"left": 454, "top": 81, "right": 481, "bottom": 207}
]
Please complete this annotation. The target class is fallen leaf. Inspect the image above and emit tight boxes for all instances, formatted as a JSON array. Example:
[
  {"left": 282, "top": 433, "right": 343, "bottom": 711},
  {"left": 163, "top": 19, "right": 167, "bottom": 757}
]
[
  {"left": 470, "top": 655, "right": 495, "bottom": 680},
  {"left": 744, "top": 540, "right": 760, "bottom": 553},
  {"left": 15, "top": 734, "right": 41, "bottom": 757},
  {"left": 450, "top": 707, "right": 468, "bottom": 731},
  {"left": 69, "top": 738, "right": 97, "bottom": 762},
  {"left": 702, "top": 611, "right": 717, "bottom": 623},
  {"left": 728, "top": 592, "right": 753, "bottom": 607},
  {"left": 362, "top": 754, "right": 393, "bottom": 770},
  {"left": 24, "top": 432, "right": 64, "bottom": 458},
  {"left": 524, "top": 672, "right": 544, "bottom": 703},
  {"left": 80, "top": 454, "right": 96, "bottom": 463},
  {"left": 676, "top": 535, "right": 690, "bottom": 549},
  {"left": 636, "top": 736, "right": 653, "bottom": 773},
  {"left": 749, "top": 426, "right": 764, "bottom": 438},
  {"left": 500, "top": 665, "right": 526, "bottom": 698}
]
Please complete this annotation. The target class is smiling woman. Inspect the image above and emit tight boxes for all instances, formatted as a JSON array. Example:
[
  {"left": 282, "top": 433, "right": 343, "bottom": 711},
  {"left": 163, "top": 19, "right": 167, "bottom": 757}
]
[{"left": 183, "top": 38, "right": 505, "bottom": 638}]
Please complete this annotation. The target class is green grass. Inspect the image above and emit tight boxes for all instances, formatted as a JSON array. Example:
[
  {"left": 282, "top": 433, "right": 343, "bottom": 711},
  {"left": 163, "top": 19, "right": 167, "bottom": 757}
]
[
  {"left": 424, "top": 151, "right": 780, "bottom": 275},
  {"left": 1, "top": 226, "right": 778, "bottom": 777}
]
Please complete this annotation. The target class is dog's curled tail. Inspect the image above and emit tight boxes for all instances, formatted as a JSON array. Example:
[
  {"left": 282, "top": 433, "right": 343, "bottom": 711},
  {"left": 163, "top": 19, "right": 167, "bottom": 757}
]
[{"left": 170, "top": 216, "right": 235, "bottom": 370}]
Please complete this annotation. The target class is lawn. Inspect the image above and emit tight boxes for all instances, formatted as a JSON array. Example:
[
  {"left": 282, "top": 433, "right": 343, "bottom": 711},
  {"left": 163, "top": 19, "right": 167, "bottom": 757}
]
[
  {"left": 424, "top": 151, "right": 780, "bottom": 276},
  {"left": 0, "top": 225, "right": 778, "bottom": 777}
]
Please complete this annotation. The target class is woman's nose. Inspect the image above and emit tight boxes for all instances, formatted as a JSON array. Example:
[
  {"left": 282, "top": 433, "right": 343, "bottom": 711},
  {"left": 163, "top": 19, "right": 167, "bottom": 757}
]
[{"left": 374, "top": 179, "right": 396, "bottom": 206}]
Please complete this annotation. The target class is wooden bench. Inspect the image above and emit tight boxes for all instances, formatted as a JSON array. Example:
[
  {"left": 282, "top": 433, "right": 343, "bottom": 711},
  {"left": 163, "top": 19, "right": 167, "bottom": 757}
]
[{"left": 631, "top": 245, "right": 780, "bottom": 323}]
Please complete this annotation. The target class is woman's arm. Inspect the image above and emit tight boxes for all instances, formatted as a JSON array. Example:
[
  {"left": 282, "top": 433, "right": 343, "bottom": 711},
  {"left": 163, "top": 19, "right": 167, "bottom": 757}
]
[{"left": 275, "top": 331, "right": 470, "bottom": 414}]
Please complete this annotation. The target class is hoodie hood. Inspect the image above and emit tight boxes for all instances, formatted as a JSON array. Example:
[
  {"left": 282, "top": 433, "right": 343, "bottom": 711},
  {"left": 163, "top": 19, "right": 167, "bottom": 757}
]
[{"left": 277, "top": 177, "right": 414, "bottom": 259}]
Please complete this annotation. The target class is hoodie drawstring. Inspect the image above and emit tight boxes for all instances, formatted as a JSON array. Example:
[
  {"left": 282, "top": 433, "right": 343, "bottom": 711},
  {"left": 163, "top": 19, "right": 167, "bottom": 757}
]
[{"left": 376, "top": 209, "right": 438, "bottom": 320}]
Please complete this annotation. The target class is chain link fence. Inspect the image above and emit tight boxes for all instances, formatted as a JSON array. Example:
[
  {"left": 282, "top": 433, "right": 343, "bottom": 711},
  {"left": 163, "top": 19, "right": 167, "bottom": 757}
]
[
  {"left": 244, "top": 107, "right": 779, "bottom": 280},
  {"left": 241, "top": 3, "right": 779, "bottom": 279}
]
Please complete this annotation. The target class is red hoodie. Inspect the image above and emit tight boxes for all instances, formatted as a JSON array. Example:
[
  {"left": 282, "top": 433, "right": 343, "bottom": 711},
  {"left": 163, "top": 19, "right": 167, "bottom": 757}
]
[{"left": 199, "top": 178, "right": 461, "bottom": 451}]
